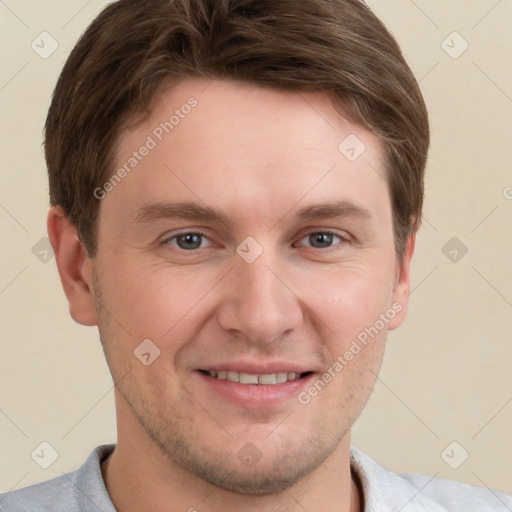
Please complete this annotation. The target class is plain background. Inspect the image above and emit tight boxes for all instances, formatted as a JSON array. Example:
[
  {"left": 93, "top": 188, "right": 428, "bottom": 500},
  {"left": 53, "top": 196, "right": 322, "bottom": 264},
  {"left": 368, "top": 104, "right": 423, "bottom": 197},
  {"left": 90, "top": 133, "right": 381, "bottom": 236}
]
[{"left": 1, "top": 0, "right": 511, "bottom": 497}]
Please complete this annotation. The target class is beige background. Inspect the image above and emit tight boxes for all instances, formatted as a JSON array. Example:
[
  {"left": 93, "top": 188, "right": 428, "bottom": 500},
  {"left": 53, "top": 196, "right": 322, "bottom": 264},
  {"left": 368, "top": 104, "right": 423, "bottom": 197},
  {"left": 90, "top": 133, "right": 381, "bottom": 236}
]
[{"left": 1, "top": 0, "right": 511, "bottom": 497}]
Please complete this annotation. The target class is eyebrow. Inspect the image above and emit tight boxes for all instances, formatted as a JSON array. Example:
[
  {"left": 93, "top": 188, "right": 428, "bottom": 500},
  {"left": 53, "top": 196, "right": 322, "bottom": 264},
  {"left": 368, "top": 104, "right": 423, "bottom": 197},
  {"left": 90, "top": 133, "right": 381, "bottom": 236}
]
[
  {"left": 135, "top": 201, "right": 233, "bottom": 225},
  {"left": 134, "top": 200, "right": 372, "bottom": 226},
  {"left": 296, "top": 201, "right": 372, "bottom": 221}
]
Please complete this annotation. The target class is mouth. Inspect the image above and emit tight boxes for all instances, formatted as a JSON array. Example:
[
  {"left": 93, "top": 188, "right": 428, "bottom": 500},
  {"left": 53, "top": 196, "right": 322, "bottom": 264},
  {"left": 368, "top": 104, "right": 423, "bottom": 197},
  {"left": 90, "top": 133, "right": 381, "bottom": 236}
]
[
  {"left": 199, "top": 369, "right": 313, "bottom": 385},
  {"left": 196, "top": 367, "right": 316, "bottom": 408}
]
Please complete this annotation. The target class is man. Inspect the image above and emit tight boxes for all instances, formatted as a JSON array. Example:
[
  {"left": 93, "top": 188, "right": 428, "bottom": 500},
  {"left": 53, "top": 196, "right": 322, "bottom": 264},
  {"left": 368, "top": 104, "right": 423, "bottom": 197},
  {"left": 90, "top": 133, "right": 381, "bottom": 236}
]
[{"left": 1, "top": 0, "right": 510, "bottom": 510}]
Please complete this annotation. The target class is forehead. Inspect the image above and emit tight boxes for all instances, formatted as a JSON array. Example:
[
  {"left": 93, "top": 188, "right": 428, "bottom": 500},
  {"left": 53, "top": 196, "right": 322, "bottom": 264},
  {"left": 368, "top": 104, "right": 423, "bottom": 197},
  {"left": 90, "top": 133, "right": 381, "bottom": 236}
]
[{"left": 107, "top": 77, "right": 390, "bottom": 230}]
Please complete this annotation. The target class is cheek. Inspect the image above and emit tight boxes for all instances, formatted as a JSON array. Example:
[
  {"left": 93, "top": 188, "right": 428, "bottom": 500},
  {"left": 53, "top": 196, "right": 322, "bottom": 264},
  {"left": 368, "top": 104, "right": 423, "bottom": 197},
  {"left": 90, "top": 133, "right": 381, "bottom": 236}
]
[
  {"left": 296, "top": 268, "right": 391, "bottom": 413},
  {"left": 96, "top": 260, "right": 221, "bottom": 344},
  {"left": 297, "top": 261, "right": 396, "bottom": 343},
  {"left": 96, "top": 248, "right": 396, "bottom": 358}
]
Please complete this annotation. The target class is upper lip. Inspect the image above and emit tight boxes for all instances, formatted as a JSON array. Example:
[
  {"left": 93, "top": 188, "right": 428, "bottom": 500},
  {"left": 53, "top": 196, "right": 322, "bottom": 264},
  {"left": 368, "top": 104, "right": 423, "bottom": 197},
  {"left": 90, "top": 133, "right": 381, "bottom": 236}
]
[{"left": 198, "top": 361, "right": 314, "bottom": 375}]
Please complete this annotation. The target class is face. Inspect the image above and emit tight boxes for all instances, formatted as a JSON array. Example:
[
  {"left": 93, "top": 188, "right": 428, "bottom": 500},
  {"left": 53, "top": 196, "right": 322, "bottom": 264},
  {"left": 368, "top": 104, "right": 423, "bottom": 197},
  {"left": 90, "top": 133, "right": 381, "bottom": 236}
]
[{"left": 87, "top": 77, "right": 412, "bottom": 494}]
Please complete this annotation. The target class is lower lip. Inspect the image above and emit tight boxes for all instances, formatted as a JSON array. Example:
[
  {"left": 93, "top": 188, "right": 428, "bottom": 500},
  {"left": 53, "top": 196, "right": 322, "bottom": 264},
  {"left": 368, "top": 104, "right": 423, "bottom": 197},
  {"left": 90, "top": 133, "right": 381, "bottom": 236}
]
[{"left": 196, "top": 371, "right": 315, "bottom": 408}]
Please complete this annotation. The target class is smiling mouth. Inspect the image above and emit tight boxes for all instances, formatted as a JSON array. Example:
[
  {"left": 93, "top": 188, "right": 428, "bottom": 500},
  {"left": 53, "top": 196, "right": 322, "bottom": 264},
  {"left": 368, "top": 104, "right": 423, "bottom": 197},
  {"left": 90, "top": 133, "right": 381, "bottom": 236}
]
[{"left": 199, "top": 370, "right": 313, "bottom": 385}]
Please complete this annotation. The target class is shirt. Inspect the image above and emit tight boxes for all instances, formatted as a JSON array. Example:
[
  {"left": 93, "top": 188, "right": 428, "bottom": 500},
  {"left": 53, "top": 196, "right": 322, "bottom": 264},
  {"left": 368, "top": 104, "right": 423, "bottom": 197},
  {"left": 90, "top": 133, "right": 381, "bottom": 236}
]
[{"left": 0, "top": 444, "right": 510, "bottom": 511}]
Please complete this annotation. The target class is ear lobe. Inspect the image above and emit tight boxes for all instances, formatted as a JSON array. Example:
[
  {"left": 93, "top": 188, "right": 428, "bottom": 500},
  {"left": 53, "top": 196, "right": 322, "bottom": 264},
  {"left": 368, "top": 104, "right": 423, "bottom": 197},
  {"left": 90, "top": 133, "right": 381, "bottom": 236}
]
[
  {"left": 387, "top": 231, "right": 416, "bottom": 331},
  {"left": 47, "top": 206, "right": 98, "bottom": 326}
]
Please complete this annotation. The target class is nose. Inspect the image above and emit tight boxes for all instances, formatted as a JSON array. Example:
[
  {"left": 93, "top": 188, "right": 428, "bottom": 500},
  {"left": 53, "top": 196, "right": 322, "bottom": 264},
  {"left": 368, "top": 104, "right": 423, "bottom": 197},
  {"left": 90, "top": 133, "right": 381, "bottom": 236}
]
[{"left": 216, "top": 248, "right": 304, "bottom": 345}]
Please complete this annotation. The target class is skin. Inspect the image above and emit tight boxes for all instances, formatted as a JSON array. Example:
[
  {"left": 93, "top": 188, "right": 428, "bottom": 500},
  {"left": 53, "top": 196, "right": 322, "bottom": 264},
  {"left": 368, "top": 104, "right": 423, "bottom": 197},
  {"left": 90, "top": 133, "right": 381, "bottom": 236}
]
[{"left": 48, "top": 77, "right": 415, "bottom": 512}]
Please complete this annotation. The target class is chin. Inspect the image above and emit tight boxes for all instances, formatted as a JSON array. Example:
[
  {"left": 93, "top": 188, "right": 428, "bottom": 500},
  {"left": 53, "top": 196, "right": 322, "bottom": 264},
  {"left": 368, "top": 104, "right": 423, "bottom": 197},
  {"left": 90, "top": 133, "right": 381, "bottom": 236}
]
[{"left": 159, "top": 438, "right": 333, "bottom": 495}]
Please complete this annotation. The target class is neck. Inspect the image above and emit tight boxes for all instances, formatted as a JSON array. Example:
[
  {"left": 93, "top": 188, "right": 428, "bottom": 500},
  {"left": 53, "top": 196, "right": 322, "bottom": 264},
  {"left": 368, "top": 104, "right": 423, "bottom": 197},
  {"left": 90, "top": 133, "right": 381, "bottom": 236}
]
[{"left": 102, "top": 401, "right": 362, "bottom": 512}]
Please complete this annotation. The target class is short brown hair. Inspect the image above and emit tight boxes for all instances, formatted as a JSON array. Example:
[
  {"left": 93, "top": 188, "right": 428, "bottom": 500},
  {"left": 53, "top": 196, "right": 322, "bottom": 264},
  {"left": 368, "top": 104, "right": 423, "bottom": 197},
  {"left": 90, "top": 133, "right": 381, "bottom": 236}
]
[{"left": 45, "top": 0, "right": 429, "bottom": 260}]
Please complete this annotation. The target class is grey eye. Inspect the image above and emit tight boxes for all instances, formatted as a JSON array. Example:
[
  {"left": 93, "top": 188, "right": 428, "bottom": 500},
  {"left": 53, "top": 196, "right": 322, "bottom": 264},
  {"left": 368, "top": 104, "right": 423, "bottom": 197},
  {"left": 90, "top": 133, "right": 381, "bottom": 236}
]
[
  {"left": 169, "top": 233, "right": 208, "bottom": 250},
  {"left": 298, "top": 232, "right": 343, "bottom": 249}
]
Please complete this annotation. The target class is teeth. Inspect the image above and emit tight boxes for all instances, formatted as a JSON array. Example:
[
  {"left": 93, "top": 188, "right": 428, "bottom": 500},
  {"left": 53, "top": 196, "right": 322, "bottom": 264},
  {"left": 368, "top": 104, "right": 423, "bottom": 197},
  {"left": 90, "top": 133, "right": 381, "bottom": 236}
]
[
  {"left": 239, "top": 372, "right": 259, "bottom": 384},
  {"left": 206, "top": 370, "right": 302, "bottom": 385},
  {"left": 227, "top": 371, "right": 239, "bottom": 383},
  {"left": 276, "top": 372, "right": 288, "bottom": 383},
  {"left": 258, "top": 373, "right": 277, "bottom": 385}
]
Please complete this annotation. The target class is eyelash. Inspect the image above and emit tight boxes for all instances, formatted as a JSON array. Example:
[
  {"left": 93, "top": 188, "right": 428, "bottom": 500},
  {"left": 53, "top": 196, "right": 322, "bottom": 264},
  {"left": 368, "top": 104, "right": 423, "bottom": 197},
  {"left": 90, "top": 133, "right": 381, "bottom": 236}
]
[{"left": 162, "top": 230, "right": 350, "bottom": 252}]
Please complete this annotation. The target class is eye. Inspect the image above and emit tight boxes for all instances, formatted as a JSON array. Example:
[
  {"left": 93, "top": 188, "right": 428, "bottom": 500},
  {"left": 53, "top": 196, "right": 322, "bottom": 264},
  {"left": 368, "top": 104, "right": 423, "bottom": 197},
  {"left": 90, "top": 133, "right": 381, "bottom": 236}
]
[
  {"left": 162, "top": 230, "right": 348, "bottom": 253},
  {"left": 295, "top": 231, "right": 347, "bottom": 250},
  {"left": 163, "top": 231, "right": 212, "bottom": 251}
]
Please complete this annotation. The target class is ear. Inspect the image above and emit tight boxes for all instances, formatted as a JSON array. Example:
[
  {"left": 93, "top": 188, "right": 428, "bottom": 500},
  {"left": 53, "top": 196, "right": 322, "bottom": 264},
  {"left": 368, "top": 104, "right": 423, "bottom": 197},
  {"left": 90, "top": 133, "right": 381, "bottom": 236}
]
[
  {"left": 387, "top": 231, "right": 416, "bottom": 331},
  {"left": 47, "top": 206, "right": 98, "bottom": 326}
]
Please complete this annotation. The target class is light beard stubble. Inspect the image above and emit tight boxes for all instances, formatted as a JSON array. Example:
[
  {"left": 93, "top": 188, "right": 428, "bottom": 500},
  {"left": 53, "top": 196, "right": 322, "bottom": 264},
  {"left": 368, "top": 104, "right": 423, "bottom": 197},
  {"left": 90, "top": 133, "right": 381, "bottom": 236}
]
[{"left": 90, "top": 268, "right": 370, "bottom": 495}]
